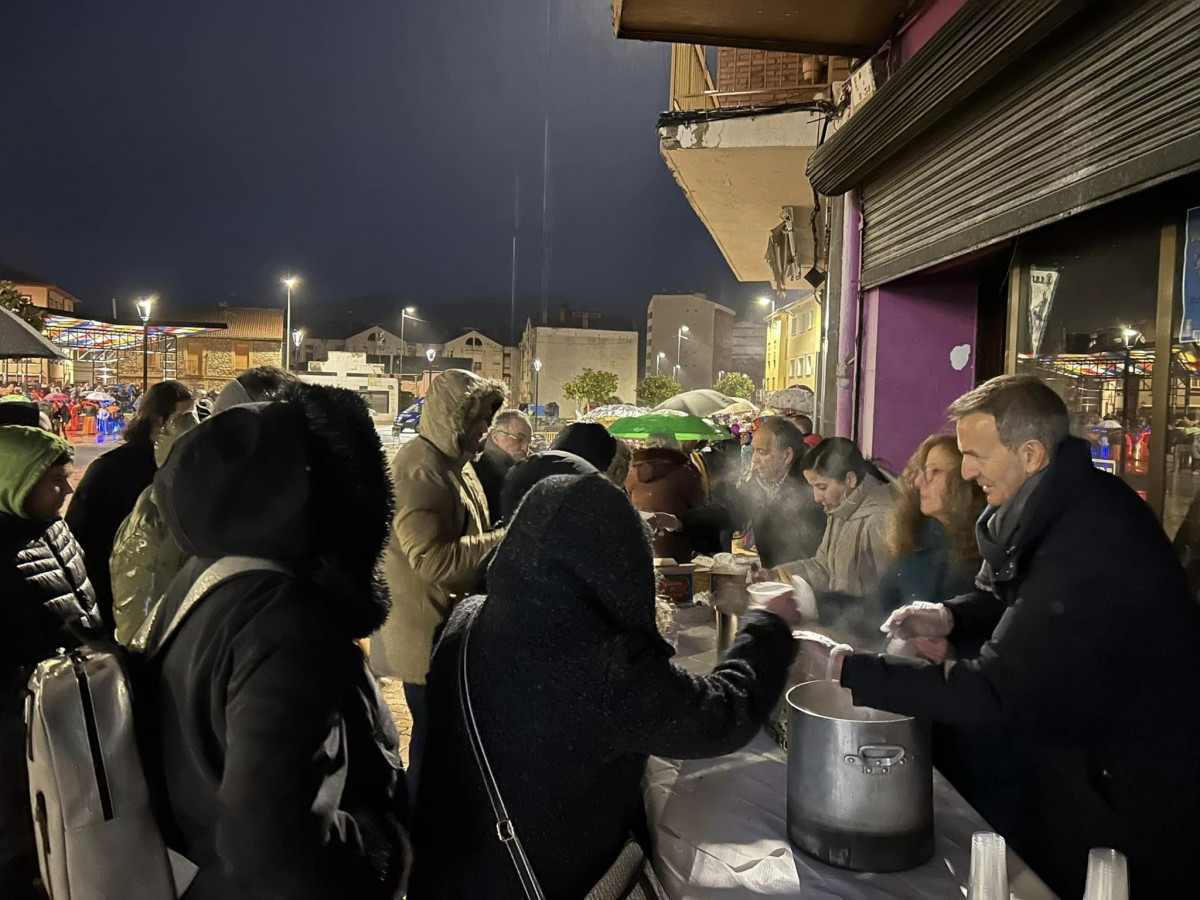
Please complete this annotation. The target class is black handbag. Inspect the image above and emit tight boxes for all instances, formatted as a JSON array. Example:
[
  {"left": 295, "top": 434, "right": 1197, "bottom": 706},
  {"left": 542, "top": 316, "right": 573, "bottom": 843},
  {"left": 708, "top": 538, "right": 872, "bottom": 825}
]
[{"left": 457, "top": 613, "right": 668, "bottom": 900}]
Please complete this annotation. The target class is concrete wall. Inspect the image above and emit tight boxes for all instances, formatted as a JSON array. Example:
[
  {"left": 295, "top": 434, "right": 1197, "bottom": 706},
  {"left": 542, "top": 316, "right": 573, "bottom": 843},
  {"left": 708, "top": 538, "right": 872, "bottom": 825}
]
[
  {"left": 526, "top": 328, "right": 639, "bottom": 415},
  {"left": 731, "top": 320, "right": 767, "bottom": 385},
  {"left": 858, "top": 273, "right": 978, "bottom": 473},
  {"left": 646, "top": 293, "right": 735, "bottom": 390}
]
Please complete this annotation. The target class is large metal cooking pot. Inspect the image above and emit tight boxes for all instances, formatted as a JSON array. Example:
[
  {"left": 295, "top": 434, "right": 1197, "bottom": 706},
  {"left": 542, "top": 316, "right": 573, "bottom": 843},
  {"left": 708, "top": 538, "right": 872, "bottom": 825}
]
[{"left": 786, "top": 681, "right": 933, "bottom": 872}]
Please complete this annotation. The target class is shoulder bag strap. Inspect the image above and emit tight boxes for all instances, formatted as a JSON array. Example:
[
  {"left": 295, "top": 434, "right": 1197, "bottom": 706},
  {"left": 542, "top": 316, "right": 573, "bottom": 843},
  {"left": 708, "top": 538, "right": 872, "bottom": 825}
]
[
  {"left": 144, "top": 556, "right": 291, "bottom": 660},
  {"left": 458, "top": 613, "right": 547, "bottom": 900}
]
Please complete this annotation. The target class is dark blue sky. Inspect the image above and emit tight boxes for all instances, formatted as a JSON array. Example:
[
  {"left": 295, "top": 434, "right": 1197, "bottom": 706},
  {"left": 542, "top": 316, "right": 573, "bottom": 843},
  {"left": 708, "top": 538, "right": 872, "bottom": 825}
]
[{"left": 2, "top": 0, "right": 769, "bottom": 342}]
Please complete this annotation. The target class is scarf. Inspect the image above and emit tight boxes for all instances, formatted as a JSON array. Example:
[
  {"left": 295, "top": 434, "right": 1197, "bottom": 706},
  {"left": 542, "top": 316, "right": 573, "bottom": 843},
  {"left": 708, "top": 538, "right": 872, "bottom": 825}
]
[{"left": 975, "top": 467, "right": 1048, "bottom": 596}]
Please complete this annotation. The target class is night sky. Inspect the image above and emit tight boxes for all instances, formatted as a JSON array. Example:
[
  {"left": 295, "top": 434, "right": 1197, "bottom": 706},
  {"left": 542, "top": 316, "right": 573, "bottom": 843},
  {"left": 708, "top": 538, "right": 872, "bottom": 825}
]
[{"left": 2, "top": 0, "right": 770, "bottom": 342}]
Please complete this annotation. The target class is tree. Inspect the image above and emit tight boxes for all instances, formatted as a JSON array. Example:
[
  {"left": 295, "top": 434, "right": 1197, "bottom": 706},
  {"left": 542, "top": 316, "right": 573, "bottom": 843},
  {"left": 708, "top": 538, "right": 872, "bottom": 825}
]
[
  {"left": 562, "top": 368, "right": 620, "bottom": 410},
  {"left": 0, "top": 280, "right": 46, "bottom": 331},
  {"left": 715, "top": 371, "right": 755, "bottom": 399},
  {"left": 637, "top": 373, "right": 682, "bottom": 408}
]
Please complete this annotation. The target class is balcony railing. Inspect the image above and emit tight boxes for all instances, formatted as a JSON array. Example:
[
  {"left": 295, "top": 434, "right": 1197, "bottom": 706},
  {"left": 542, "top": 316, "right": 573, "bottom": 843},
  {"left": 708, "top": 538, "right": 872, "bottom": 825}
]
[{"left": 669, "top": 44, "right": 850, "bottom": 113}]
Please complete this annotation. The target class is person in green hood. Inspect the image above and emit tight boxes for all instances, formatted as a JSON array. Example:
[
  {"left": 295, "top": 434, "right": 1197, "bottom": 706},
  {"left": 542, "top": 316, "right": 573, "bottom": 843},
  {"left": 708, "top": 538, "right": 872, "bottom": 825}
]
[{"left": 0, "top": 425, "right": 101, "bottom": 898}]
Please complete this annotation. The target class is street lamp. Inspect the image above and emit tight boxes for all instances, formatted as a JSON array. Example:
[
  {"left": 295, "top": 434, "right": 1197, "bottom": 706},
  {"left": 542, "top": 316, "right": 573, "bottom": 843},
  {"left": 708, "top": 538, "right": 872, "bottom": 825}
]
[
  {"left": 656, "top": 351, "right": 667, "bottom": 375},
  {"left": 533, "top": 358, "right": 542, "bottom": 428},
  {"left": 292, "top": 329, "right": 304, "bottom": 372},
  {"left": 424, "top": 347, "right": 436, "bottom": 396},
  {"left": 757, "top": 296, "right": 776, "bottom": 317},
  {"left": 676, "top": 325, "right": 691, "bottom": 385},
  {"left": 397, "top": 307, "right": 420, "bottom": 376},
  {"left": 135, "top": 297, "right": 153, "bottom": 393},
  {"left": 282, "top": 275, "right": 300, "bottom": 370}
]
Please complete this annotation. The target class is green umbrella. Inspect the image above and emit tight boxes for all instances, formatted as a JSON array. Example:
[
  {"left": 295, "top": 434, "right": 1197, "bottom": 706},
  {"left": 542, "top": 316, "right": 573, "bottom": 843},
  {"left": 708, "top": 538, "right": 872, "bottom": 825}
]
[{"left": 607, "top": 412, "right": 728, "bottom": 441}]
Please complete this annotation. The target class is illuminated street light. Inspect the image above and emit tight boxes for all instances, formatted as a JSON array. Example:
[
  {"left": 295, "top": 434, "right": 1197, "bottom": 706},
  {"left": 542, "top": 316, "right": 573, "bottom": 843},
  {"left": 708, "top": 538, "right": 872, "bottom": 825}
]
[
  {"left": 135, "top": 297, "right": 154, "bottom": 393},
  {"left": 533, "top": 358, "right": 542, "bottom": 427},
  {"left": 676, "top": 325, "right": 691, "bottom": 384},
  {"left": 282, "top": 275, "right": 301, "bottom": 370},
  {"left": 757, "top": 296, "right": 776, "bottom": 317},
  {"left": 656, "top": 351, "right": 667, "bottom": 375},
  {"left": 292, "top": 328, "right": 304, "bottom": 372}
]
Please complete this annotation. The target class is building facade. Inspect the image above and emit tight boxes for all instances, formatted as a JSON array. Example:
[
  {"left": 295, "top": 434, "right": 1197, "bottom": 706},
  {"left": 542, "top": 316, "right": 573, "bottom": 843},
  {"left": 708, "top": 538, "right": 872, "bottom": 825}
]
[
  {"left": 646, "top": 293, "right": 735, "bottom": 390},
  {"left": 442, "top": 330, "right": 519, "bottom": 387},
  {"left": 300, "top": 351, "right": 400, "bottom": 417},
  {"left": 172, "top": 306, "right": 285, "bottom": 393},
  {"left": 518, "top": 319, "right": 639, "bottom": 417},
  {"left": 1, "top": 264, "right": 82, "bottom": 385},
  {"left": 730, "top": 319, "right": 767, "bottom": 387},
  {"left": 763, "top": 292, "right": 821, "bottom": 393}
]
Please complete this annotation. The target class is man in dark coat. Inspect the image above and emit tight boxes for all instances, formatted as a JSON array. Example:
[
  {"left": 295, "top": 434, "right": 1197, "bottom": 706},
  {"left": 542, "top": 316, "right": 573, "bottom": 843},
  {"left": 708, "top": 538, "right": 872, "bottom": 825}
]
[
  {"left": 666, "top": 416, "right": 826, "bottom": 568},
  {"left": 66, "top": 379, "right": 193, "bottom": 632},
  {"left": 0, "top": 426, "right": 101, "bottom": 899},
  {"left": 143, "top": 384, "right": 409, "bottom": 899},
  {"left": 471, "top": 409, "right": 531, "bottom": 526},
  {"left": 410, "top": 472, "right": 797, "bottom": 898},
  {"left": 797, "top": 375, "right": 1200, "bottom": 898}
]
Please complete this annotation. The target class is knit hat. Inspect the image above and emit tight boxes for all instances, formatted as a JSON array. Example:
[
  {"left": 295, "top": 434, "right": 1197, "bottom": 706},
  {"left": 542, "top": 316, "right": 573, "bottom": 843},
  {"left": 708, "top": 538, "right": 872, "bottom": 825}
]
[
  {"left": 551, "top": 423, "right": 617, "bottom": 471},
  {"left": 0, "top": 425, "right": 72, "bottom": 517}
]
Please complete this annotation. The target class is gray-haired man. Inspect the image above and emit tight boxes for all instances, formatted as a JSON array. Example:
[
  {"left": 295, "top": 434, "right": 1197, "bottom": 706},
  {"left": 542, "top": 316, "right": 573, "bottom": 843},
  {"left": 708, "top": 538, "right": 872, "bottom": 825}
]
[
  {"left": 794, "top": 374, "right": 1200, "bottom": 898},
  {"left": 472, "top": 408, "right": 532, "bottom": 526}
]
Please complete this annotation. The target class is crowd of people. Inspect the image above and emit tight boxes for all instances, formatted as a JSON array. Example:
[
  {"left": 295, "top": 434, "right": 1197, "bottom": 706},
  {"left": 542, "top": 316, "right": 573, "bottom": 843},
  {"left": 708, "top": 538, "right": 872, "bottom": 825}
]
[{"left": 3, "top": 368, "right": 1200, "bottom": 898}]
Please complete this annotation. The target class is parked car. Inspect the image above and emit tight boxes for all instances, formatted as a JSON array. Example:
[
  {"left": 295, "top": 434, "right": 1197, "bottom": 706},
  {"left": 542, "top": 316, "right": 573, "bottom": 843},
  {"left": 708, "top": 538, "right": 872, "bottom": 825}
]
[{"left": 392, "top": 399, "right": 423, "bottom": 439}]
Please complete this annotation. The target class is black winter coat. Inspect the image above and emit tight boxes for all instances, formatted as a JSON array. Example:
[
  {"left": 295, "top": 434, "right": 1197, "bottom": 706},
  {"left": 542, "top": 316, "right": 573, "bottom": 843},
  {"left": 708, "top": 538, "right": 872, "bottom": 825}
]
[
  {"left": 410, "top": 474, "right": 795, "bottom": 899},
  {"left": 471, "top": 439, "right": 517, "bottom": 527},
  {"left": 145, "top": 389, "right": 408, "bottom": 899},
  {"left": 0, "top": 515, "right": 99, "bottom": 898},
  {"left": 65, "top": 436, "right": 156, "bottom": 632},
  {"left": 841, "top": 438, "right": 1200, "bottom": 898}
]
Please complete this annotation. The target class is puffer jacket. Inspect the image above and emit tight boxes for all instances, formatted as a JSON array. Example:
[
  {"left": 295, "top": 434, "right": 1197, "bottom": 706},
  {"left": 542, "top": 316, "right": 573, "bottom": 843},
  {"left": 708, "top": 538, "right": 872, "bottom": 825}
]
[
  {"left": 625, "top": 448, "right": 704, "bottom": 561},
  {"left": 371, "top": 369, "right": 507, "bottom": 684},
  {"left": 778, "top": 473, "right": 895, "bottom": 597},
  {"left": 1, "top": 515, "right": 100, "bottom": 897},
  {"left": 109, "top": 412, "right": 198, "bottom": 645}
]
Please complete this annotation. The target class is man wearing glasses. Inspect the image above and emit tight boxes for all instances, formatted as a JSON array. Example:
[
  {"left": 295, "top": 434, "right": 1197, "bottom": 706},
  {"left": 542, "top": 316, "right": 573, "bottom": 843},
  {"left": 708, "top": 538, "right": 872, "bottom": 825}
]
[{"left": 472, "top": 409, "right": 532, "bottom": 526}]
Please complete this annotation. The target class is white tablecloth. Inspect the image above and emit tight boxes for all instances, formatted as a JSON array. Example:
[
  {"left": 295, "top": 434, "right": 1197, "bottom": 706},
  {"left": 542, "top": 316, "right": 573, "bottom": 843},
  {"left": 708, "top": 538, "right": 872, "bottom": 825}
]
[{"left": 646, "top": 608, "right": 1057, "bottom": 899}]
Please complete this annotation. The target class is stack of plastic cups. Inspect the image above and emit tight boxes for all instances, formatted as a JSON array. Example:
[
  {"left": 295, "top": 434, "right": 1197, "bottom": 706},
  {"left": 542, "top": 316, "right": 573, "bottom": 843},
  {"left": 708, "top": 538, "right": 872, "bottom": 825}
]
[
  {"left": 967, "top": 832, "right": 1008, "bottom": 900},
  {"left": 1083, "top": 848, "right": 1129, "bottom": 900}
]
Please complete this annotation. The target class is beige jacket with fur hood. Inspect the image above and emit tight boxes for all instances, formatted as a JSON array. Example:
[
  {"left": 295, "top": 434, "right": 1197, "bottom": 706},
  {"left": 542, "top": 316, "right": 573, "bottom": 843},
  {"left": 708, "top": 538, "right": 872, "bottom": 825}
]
[{"left": 371, "top": 369, "right": 507, "bottom": 683}]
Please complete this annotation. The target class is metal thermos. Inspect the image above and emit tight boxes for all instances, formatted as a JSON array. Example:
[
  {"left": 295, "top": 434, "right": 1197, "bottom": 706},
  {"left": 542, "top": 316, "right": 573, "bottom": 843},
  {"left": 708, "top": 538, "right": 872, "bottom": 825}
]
[
  {"left": 715, "top": 611, "right": 739, "bottom": 656},
  {"left": 785, "top": 681, "right": 934, "bottom": 872}
]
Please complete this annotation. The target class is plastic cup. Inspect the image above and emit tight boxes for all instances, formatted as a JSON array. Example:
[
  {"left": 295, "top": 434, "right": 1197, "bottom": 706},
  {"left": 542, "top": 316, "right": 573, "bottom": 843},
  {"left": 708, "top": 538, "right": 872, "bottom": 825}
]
[
  {"left": 1083, "top": 848, "right": 1129, "bottom": 900},
  {"left": 747, "top": 581, "right": 793, "bottom": 602},
  {"left": 966, "top": 832, "right": 1008, "bottom": 900}
]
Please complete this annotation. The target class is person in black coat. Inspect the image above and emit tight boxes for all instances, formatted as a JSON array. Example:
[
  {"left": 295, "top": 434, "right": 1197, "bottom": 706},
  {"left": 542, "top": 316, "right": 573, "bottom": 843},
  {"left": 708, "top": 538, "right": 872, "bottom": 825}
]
[
  {"left": 797, "top": 376, "right": 1200, "bottom": 898},
  {"left": 471, "top": 409, "right": 531, "bottom": 526},
  {"left": 410, "top": 470, "right": 798, "bottom": 899},
  {"left": 666, "top": 416, "right": 826, "bottom": 567},
  {"left": 66, "top": 379, "right": 194, "bottom": 632},
  {"left": 0, "top": 426, "right": 101, "bottom": 899},
  {"left": 142, "top": 383, "right": 409, "bottom": 899}
]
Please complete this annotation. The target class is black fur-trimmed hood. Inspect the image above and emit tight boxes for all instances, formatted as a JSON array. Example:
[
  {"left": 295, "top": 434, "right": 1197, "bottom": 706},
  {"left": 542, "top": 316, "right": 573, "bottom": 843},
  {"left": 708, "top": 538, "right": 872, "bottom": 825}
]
[{"left": 155, "top": 382, "right": 394, "bottom": 638}]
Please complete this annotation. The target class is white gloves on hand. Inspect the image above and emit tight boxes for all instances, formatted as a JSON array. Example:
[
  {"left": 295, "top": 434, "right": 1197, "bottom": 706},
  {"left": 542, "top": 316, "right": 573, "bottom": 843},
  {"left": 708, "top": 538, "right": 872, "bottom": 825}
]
[
  {"left": 793, "top": 631, "right": 853, "bottom": 681},
  {"left": 880, "top": 601, "right": 954, "bottom": 641}
]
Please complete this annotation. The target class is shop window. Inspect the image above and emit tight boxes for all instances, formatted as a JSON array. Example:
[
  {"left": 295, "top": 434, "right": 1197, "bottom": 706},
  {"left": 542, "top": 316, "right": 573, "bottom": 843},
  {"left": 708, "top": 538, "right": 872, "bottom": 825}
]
[
  {"left": 233, "top": 342, "right": 251, "bottom": 371},
  {"left": 1013, "top": 199, "right": 1161, "bottom": 506}
]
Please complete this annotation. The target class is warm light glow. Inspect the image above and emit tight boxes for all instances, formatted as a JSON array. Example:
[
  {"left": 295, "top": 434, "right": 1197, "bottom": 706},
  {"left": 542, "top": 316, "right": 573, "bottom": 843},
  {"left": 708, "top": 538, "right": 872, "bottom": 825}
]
[
  {"left": 134, "top": 297, "right": 153, "bottom": 322},
  {"left": 292, "top": 328, "right": 304, "bottom": 348},
  {"left": 425, "top": 348, "right": 436, "bottom": 362},
  {"left": 282, "top": 275, "right": 300, "bottom": 290},
  {"left": 533, "top": 358, "right": 542, "bottom": 372},
  {"left": 658, "top": 351, "right": 667, "bottom": 358},
  {"left": 404, "top": 306, "right": 416, "bottom": 315},
  {"left": 679, "top": 325, "right": 689, "bottom": 333},
  {"left": 757, "top": 297, "right": 772, "bottom": 305}
]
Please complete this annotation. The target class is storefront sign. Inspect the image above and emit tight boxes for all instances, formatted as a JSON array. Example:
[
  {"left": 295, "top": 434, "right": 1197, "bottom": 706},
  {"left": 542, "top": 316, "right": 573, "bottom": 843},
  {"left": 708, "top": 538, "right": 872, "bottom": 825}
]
[
  {"left": 1028, "top": 266, "right": 1060, "bottom": 356},
  {"left": 1180, "top": 206, "right": 1200, "bottom": 343}
]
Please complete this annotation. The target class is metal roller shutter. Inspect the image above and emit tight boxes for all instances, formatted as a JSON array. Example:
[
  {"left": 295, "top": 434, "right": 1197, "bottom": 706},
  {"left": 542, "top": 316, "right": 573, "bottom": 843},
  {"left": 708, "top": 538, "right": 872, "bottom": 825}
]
[{"left": 860, "top": 0, "right": 1200, "bottom": 288}]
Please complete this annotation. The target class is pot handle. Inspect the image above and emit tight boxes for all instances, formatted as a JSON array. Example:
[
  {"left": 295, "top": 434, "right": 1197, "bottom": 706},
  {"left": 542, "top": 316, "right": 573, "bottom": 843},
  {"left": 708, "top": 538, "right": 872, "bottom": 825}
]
[{"left": 844, "top": 744, "right": 907, "bottom": 775}]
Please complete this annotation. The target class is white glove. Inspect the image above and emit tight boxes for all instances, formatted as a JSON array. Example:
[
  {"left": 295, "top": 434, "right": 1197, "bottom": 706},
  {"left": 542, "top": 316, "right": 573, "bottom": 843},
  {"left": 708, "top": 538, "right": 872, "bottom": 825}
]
[
  {"left": 794, "top": 631, "right": 853, "bottom": 681},
  {"left": 880, "top": 601, "right": 954, "bottom": 640}
]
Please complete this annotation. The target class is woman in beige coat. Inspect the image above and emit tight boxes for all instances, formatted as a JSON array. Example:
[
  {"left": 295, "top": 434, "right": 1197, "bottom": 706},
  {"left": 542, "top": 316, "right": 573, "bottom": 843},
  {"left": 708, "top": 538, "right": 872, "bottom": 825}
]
[
  {"left": 761, "top": 438, "right": 895, "bottom": 642},
  {"left": 371, "top": 368, "right": 507, "bottom": 791}
]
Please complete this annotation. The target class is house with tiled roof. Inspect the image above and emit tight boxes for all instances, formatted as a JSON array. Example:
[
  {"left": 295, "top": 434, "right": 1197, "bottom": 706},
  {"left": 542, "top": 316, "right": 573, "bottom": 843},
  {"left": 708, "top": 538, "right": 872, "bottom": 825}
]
[
  {"left": 0, "top": 263, "right": 82, "bottom": 314},
  {"left": 170, "top": 305, "right": 285, "bottom": 392}
]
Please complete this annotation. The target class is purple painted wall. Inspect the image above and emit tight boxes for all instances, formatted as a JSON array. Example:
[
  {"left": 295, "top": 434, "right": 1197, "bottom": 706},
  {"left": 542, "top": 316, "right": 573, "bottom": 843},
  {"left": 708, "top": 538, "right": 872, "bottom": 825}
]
[
  {"left": 896, "top": 0, "right": 969, "bottom": 65},
  {"left": 857, "top": 274, "right": 979, "bottom": 473}
]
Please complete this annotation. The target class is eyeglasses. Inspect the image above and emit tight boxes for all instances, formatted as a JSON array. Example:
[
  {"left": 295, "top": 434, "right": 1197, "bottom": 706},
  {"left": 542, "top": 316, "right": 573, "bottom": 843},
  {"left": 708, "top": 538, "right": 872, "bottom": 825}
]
[
  {"left": 494, "top": 430, "right": 531, "bottom": 447},
  {"left": 915, "top": 465, "right": 947, "bottom": 484}
]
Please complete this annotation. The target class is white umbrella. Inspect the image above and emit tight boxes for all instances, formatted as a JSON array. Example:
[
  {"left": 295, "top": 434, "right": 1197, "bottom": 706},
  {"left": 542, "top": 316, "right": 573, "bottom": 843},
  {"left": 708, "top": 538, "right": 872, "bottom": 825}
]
[
  {"left": 85, "top": 391, "right": 116, "bottom": 404},
  {"left": 579, "top": 404, "right": 649, "bottom": 423}
]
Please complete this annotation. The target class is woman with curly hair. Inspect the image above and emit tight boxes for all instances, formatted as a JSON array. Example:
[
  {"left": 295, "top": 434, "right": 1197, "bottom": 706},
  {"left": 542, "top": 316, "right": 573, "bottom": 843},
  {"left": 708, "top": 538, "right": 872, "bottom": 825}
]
[{"left": 878, "top": 433, "right": 986, "bottom": 619}]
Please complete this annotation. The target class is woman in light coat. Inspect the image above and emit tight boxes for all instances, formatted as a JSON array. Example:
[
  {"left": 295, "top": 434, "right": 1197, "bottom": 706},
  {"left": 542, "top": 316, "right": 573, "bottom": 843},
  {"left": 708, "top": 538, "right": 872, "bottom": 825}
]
[{"left": 760, "top": 438, "right": 895, "bottom": 642}]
